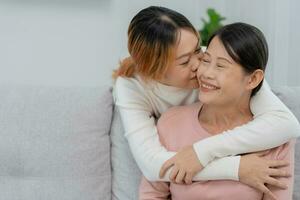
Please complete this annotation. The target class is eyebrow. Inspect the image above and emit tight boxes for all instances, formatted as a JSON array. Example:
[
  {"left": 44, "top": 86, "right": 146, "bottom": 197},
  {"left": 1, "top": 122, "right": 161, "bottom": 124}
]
[
  {"left": 218, "top": 57, "right": 233, "bottom": 64},
  {"left": 176, "top": 40, "right": 200, "bottom": 60},
  {"left": 205, "top": 51, "right": 233, "bottom": 64}
]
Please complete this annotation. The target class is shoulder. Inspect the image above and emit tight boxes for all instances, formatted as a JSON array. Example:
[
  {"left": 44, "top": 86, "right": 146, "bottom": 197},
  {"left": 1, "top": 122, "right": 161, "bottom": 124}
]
[
  {"left": 115, "top": 76, "right": 142, "bottom": 91},
  {"left": 113, "top": 76, "right": 153, "bottom": 110},
  {"left": 114, "top": 76, "right": 147, "bottom": 99},
  {"left": 114, "top": 76, "right": 153, "bottom": 97}
]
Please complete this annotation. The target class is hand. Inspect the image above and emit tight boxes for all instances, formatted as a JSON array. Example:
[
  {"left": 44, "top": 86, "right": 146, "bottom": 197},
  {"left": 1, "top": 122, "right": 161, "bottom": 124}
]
[
  {"left": 239, "top": 151, "right": 290, "bottom": 200},
  {"left": 159, "top": 145, "right": 203, "bottom": 184}
]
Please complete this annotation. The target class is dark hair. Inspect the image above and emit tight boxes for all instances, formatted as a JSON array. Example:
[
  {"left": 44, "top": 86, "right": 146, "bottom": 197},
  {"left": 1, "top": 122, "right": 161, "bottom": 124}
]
[
  {"left": 207, "top": 22, "right": 268, "bottom": 96},
  {"left": 113, "top": 6, "right": 199, "bottom": 80}
]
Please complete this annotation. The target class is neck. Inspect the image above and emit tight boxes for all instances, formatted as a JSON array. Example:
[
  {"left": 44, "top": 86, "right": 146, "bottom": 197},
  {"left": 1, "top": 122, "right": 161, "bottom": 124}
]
[{"left": 198, "top": 99, "right": 253, "bottom": 134}]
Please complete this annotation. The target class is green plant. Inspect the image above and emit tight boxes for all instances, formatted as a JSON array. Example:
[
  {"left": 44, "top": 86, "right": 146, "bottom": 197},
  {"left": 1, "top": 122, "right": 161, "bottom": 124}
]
[{"left": 199, "top": 8, "right": 226, "bottom": 46}]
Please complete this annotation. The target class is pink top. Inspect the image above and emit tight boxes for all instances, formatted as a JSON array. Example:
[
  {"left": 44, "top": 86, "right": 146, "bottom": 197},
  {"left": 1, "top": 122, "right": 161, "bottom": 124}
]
[{"left": 139, "top": 102, "right": 294, "bottom": 200}]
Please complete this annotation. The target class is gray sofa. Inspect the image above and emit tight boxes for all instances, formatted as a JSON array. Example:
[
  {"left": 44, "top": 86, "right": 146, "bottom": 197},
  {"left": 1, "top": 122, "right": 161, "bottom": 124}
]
[{"left": 0, "top": 84, "right": 299, "bottom": 200}]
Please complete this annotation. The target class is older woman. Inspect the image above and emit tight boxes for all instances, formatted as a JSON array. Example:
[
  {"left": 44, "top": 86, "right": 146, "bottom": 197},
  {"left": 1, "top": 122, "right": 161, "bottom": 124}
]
[{"left": 139, "top": 22, "right": 294, "bottom": 200}]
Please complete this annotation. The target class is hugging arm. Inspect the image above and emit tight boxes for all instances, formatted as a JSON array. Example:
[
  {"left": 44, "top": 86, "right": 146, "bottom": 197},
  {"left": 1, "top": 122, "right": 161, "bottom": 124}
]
[
  {"left": 115, "top": 78, "right": 298, "bottom": 182},
  {"left": 114, "top": 77, "right": 240, "bottom": 181},
  {"left": 192, "top": 82, "right": 300, "bottom": 167}
]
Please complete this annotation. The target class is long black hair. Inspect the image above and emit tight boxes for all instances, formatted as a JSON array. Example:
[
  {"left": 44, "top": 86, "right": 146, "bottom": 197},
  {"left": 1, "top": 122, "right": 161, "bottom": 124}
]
[{"left": 207, "top": 22, "right": 268, "bottom": 96}]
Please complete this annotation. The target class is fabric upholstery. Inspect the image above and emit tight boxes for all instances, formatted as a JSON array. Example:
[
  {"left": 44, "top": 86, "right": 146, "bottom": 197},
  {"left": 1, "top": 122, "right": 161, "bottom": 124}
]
[
  {"left": 0, "top": 85, "right": 113, "bottom": 200},
  {"left": 273, "top": 86, "right": 300, "bottom": 200}
]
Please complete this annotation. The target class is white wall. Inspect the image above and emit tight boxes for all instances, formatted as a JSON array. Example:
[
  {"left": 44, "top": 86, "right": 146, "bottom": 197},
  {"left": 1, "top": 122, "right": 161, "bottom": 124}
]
[
  {"left": 218, "top": 0, "right": 300, "bottom": 87},
  {"left": 0, "top": 0, "right": 299, "bottom": 87},
  {"left": 0, "top": 0, "right": 119, "bottom": 86}
]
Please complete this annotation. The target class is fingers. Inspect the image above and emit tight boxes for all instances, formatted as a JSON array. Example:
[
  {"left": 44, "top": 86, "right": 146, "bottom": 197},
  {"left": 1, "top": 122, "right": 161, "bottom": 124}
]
[
  {"left": 268, "top": 168, "right": 291, "bottom": 177},
  {"left": 267, "top": 160, "right": 289, "bottom": 168},
  {"left": 159, "top": 158, "right": 175, "bottom": 178},
  {"left": 175, "top": 170, "right": 186, "bottom": 184},
  {"left": 257, "top": 184, "right": 278, "bottom": 200},
  {"left": 184, "top": 173, "right": 193, "bottom": 185},
  {"left": 169, "top": 166, "right": 179, "bottom": 183},
  {"left": 265, "top": 177, "right": 288, "bottom": 189}
]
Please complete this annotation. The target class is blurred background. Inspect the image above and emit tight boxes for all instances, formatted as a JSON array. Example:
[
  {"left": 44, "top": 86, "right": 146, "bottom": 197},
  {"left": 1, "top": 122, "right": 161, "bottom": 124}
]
[{"left": 0, "top": 0, "right": 299, "bottom": 87}]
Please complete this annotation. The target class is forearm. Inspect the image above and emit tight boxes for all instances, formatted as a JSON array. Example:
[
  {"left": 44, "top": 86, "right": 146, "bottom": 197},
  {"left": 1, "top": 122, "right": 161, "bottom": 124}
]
[
  {"left": 192, "top": 156, "right": 240, "bottom": 181},
  {"left": 115, "top": 106, "right": 173, "bottom": 181},
  {"left": 126, "top": 129, "right": 176, "bottom": 181}
]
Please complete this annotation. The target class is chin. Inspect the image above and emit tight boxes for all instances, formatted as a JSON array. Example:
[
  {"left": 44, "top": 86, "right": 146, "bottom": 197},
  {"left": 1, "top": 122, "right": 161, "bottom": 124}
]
[{"left": 198, "top": 93, "right": 213, "bottom": 104}]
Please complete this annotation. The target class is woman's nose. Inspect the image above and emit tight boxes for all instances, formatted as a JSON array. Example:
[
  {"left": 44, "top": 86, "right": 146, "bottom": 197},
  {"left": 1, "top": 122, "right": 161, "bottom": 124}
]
[
  {"left": 191, "top": 62, "right": 199, "bottom": 72},
  {"left": 202, "top": 64, "right": 215, "bottom": 79},
  {"left": 190, "top": 55, "right": 200, "bottom": 72}
]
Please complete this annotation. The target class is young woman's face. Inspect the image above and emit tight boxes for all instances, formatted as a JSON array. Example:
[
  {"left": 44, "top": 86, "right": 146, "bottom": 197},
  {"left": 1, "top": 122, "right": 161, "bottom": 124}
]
[
  {"left": 159, "top": 29, "right": 202, "bottom": 89},
  {"left": 196, "top": 36, "right": 253, "bottom": 106}
]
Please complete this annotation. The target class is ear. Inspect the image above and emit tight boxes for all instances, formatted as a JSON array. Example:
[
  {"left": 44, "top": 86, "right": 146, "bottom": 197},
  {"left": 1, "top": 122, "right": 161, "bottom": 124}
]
[{"left": 246, "top": 69, "right": 264, "bottom": 90}]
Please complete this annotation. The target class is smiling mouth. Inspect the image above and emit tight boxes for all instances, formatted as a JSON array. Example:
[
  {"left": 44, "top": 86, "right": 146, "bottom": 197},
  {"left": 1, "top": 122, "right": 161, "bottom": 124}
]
[{"left": 200, "top": 81, "right": 220, "bottom": 90}]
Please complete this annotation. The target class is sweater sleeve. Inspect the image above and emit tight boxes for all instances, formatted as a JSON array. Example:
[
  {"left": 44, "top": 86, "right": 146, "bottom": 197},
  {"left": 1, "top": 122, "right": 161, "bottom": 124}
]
[
  {"left": 193, "top": 81, "right": 300, "bottom": 167},
  {"left": 114, "top": 77, "right": 240, "bottom": 181}
]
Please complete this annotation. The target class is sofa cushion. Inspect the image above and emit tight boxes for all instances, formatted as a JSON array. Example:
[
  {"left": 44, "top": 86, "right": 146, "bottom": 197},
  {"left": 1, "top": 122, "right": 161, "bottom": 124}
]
[
  {"left": 111, "top": 108, "right": 142, "bottom": 200},
  {"left": 0, "top": 84, "right": 113, "bottom": 200},
  {"left": 272, "top": 86, "right": 300, "bottom": 200}
]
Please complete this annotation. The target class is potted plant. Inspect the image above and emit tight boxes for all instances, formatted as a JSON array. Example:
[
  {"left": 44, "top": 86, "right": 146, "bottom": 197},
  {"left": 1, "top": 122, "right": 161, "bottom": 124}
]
[{"left": 199, "top": 8, "right": 226, "bottom": 46}]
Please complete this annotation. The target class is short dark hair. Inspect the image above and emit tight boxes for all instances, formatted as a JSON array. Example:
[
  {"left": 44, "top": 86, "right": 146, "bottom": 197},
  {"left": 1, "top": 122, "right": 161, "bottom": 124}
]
[{"left": 207, "top": 22, "right": 268, "bottom": 96}]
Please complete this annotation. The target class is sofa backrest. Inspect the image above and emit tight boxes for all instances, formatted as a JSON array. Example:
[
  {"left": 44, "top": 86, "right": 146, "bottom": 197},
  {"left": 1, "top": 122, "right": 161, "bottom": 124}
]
[
  {"left": 272, "top": 86, "right": 300, "bottom": 200},
  {"left": 0, "top": 84, "right": 113, "bottom": 200}
]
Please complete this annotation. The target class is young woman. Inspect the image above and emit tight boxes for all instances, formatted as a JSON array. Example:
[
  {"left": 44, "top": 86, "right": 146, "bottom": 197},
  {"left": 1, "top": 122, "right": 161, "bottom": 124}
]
[
  {"left": 113, "top": 6, "right": 299, "bottom": 198},
  {"left": 139, "top": 22, "right": 294, "bottom": 200}
]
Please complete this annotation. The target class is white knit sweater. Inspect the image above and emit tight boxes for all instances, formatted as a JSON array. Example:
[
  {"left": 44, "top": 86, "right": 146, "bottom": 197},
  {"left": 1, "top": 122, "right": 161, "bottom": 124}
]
[{"left": 114, "top": 75, "right": 300, "bottom": 181}]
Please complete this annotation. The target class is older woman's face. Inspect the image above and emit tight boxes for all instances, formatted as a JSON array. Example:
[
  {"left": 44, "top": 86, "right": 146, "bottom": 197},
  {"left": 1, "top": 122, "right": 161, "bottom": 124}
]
[
  {"left": 196, "top": 36, "right": 252, "bottom": 106},
  {"left": 159, "top": 29, "right": 202, "bottom": 89}
]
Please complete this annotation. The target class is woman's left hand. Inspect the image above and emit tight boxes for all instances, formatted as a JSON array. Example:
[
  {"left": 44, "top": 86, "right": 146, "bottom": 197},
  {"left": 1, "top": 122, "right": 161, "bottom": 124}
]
[{"left": 159, "top": 145, "right": 203, "bottom": 184}]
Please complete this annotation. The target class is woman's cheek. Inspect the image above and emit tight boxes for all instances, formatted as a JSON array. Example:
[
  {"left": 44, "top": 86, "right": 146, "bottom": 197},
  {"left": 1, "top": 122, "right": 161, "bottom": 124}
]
[{"left": 197, "top": 67, "right": 204, "bottom": 78}]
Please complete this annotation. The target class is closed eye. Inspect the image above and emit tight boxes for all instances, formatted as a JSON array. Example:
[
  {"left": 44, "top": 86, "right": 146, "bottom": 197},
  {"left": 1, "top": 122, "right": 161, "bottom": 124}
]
[
  {"left": 202, "top": 58, "right": 210, "bottom": 63},
  {"left": 180, "top": 60, "right": 189, "bottom": 65}
]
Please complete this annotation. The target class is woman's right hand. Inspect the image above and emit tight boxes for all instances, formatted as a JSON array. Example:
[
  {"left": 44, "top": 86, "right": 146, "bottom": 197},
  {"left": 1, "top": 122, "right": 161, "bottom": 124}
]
[{"left": 239, "top": 151, "right": 290, "bottom": 200}]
